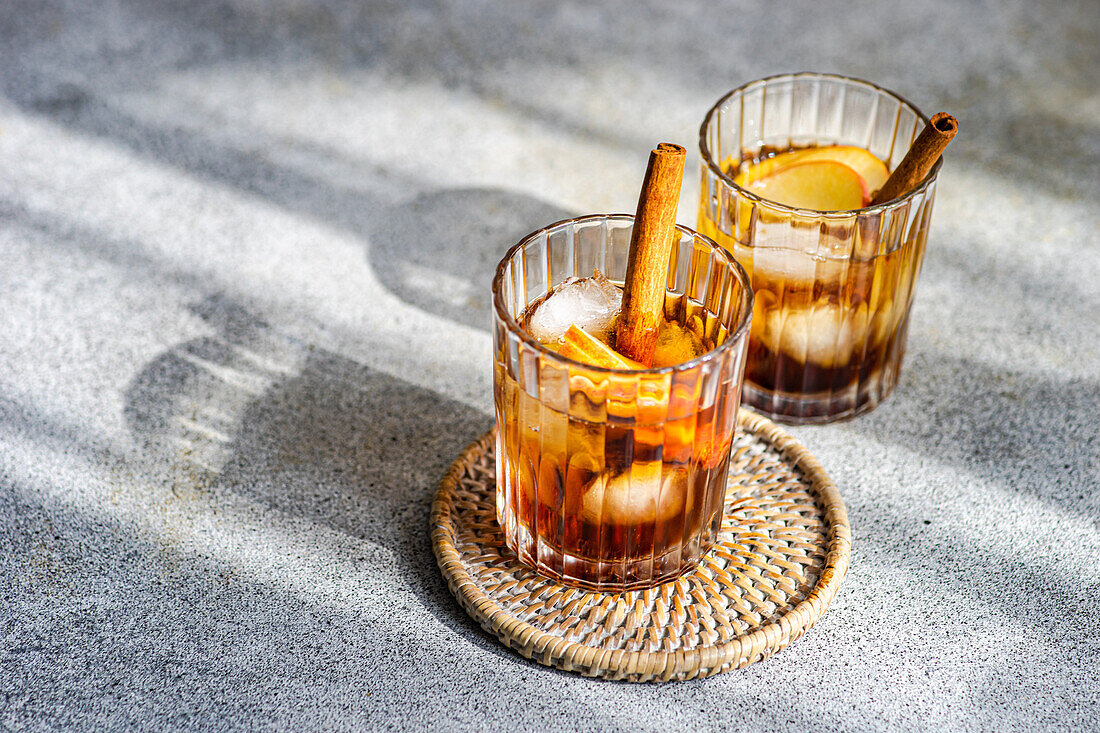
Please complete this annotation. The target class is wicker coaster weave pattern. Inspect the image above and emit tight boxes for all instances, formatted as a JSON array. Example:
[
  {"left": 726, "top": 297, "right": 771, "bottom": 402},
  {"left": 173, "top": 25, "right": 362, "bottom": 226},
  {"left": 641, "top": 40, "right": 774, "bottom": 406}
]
[{"left": 431, "top": 410, "right": 850, "bottom": 681}]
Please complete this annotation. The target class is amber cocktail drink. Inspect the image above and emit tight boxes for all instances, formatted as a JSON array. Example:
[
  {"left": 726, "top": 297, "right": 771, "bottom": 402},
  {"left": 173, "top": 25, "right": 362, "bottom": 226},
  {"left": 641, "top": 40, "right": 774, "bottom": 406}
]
[
  {"left": 492, "top": 215, "right": 752, "bottom": 591},
  {"left": 698, "top": 73, "right": 942, "bottom": 423}
]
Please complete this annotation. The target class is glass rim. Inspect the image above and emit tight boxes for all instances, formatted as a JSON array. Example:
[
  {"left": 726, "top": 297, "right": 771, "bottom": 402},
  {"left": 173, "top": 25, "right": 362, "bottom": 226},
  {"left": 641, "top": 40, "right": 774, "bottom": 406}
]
[
  {"left": 491, "top": 213, "right": 754, "bottom": 376},
  {"left": 698, "top": 71, "right": 943, "bottom": 216}
]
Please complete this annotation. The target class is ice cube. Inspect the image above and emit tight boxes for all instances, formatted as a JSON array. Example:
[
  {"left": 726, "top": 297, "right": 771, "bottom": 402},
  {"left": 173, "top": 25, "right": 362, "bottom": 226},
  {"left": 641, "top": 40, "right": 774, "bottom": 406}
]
[
  {"left": 751, "top": 246, "right": 847, "bottom": 289},
  {"left": 580, "top": 463, "right": 687, "bottom": 526},
  {"left": 650, "top": 320, "right": 705, "bottom": 368},
  {"left": 525, "top": 272, "right": 622, "bottom": 344},
  {"left": 758, "top": 303, "right": 870, "bottom": 368}
]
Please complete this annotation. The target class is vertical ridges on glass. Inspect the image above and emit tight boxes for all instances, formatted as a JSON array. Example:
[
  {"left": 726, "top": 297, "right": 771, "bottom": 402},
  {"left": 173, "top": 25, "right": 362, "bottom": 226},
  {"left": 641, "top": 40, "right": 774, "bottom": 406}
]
[
  {"left": 885, "top": 102, "right": 904, "bottom": 170},
  {"left": 861, "top": 91, "right": 881, "bottom": 151}
]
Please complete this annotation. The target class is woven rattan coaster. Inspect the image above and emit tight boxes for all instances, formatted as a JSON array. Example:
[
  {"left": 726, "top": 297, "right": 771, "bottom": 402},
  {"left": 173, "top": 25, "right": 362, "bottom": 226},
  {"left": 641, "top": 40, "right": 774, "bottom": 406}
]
[{"left": 431, "top": 409, "right": 850, "bottom": 682}]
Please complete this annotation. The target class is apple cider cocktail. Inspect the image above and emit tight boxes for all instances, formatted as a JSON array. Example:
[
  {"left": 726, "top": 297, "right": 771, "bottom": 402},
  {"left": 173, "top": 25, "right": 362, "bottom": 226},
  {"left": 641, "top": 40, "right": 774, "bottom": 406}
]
[
  {"left": 492, "top": 215, "right": 752, "bottom": 591},
  {"left": 699, "top": 73, "right": 944, "bottom": 423}
]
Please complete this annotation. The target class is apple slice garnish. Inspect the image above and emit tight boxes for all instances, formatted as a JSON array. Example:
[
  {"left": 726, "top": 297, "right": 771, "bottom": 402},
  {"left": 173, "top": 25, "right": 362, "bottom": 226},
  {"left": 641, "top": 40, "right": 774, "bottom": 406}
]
[
  {"left": 734, "top": 145, "right": 889, "bottom": 206},
  {"left": 806, "top": 146, "right": 888, "bottom": 194},
  {"left": 558, "top": 324, "right": 643, "bottom": 370},
  {"left": 743, "top": 160, "right": 866, "bottom": 211}
]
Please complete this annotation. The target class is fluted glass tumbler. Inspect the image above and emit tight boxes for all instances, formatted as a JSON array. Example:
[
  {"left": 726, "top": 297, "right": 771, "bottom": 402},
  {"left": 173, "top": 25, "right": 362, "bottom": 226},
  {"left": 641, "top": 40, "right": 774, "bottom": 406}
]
[
  {"left": 698, "top": 73, "right": 941, "bottom": 424},
  {"left": 492, "top": 214, "right": 753, "bottom": 592}
]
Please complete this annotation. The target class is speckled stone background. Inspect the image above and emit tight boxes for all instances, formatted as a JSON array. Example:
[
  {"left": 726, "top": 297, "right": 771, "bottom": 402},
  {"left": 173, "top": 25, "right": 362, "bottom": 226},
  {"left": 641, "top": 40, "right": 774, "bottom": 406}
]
[{"left": 1, "top": 1, "right": 1097, "bottom": 731}]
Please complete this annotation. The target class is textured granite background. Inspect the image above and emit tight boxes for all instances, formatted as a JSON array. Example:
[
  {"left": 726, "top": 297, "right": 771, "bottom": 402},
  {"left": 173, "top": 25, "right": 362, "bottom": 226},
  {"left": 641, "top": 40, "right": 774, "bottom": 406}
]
[{"left": 1, "top": 1, "right": 1098, "bottom": 730}]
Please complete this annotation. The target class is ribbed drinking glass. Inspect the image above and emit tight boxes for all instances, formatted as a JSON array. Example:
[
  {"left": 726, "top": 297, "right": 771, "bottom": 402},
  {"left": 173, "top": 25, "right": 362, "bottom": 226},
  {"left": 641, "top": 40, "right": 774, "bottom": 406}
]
[
  {"left": 492, "top": 214, "right": 753, "bottom": 591},
  {"left": 698, "top": 73, "right": 941, "bottom": 423}
]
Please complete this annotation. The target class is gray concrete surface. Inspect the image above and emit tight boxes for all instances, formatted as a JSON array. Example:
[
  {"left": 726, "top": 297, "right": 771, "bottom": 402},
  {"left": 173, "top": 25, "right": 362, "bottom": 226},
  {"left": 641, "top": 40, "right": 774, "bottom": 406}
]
[{"left": 1, "top": 1, "right": 1098, "bottom": 730}]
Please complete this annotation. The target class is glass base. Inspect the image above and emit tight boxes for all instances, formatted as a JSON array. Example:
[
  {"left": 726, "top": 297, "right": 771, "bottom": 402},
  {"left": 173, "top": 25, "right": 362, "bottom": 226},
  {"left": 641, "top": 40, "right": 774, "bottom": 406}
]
[
  {"left": 501, "top": 518, "right": 718, "bottom": 593},
  {"left": 536, "top": 540, "right": 712, "bottom": 593},
  {"left": 742, "top": 377, "right": 898, "bottom": 426}
]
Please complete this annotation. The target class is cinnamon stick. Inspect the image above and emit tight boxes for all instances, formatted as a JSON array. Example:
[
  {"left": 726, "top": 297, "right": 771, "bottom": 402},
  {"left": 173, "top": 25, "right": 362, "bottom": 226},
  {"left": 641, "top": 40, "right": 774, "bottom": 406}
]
[
  {"left": 616, "top": 142, "right": 686, "bottom": 366},
  {"left": 870, "top": 112, "right": 958, "bottom": 205}
]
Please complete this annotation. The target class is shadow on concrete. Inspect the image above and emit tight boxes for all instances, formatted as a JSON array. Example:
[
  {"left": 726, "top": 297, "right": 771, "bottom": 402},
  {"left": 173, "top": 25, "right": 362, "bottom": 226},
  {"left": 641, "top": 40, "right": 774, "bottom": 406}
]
[
  {"left": 882, "top": 348, "right": 1099, "bottom": 516},
  {"left": 0, "top": 479, "right": 369, "bottom": 729},
  {"left": 5, "top": 63, "right": 573, "bottom": 332},
  {"left": 366, "top": 188, "right": 571, "bottom": 330},
  {"left": 117, "top": 294, "right": 553, "bottom": 666},
  {"left": 0, "top": 150, "right": 561, "bottom": 677},
  {"left": 826, "top": 340, "right": 1100, "bottom": 645}
]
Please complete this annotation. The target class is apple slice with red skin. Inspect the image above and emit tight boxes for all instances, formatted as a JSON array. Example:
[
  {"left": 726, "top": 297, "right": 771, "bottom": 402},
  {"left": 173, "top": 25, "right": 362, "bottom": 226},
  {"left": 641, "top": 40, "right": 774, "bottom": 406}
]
[
  {"left": 734, "top": 145, "right": 890, "bottom": 206},
  {"left": 809, "top": 146, "right": 889, "bottom": 194},
  {"left": 743, "top": 160, "right": 866, "bottom": 211}
]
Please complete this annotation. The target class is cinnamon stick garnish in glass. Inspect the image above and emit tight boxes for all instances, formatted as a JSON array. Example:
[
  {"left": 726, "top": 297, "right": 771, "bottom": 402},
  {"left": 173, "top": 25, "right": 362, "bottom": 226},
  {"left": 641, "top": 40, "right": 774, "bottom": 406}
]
[
  {"left": 616, "top": 142, "right": 686, "bottom": 366},
  {"left": 870, "top": 112, "right": 958, "bottom": 205}
]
